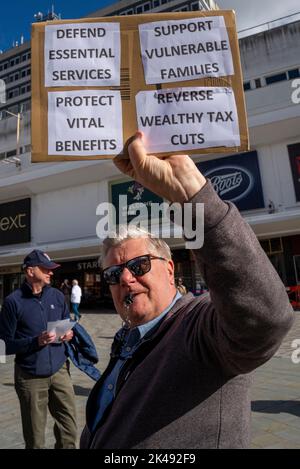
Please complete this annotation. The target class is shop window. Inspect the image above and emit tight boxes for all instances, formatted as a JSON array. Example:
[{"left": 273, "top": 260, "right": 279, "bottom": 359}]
[
  {"left": 255, "top": 78, "right": 262, "bottom": 88},
  {"left": 294, "top": 255, "right": 300, "bottom": 284},
  {"left": 265, "top": 72, "right": 287, "bottom": 85},
  {"left": 191, "top": 2, "right": 200, "bottom": 10},
  {"left": 260, "top": 237, "right": 283, "bottom": 255},
  {"left": 6, "top": 149, "right": 17, "bottom": 157},
  {"left": 288, "top": 69, "right": 300, "bottom": 80},
  {"left": 7, "top": 104, "right": 18, "bottom": 113}
]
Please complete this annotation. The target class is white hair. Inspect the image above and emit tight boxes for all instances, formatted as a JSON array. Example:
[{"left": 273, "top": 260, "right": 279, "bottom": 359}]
[{"left": 100, "top": 225, "right": 172, "bottom": 267}]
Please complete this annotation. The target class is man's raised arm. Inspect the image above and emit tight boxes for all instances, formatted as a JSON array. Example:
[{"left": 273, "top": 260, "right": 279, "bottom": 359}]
[{"left": 114, "top": 132, "right": 295, "bottom": 374}]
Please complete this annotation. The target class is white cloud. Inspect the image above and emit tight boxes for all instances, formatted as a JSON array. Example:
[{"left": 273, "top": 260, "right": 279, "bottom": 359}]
[{"left": 217, "top": 0, "right": 299, "bottom": 31}]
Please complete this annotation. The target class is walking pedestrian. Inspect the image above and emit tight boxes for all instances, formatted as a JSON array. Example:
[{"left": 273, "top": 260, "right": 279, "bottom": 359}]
[
  {"left": 176, "top": 277, "right": 187, "bottom": 295},
  {"left": 60, "top": 278, "right": 71, "bottom": 309},
  {"left": 71, "top": 279, "right": 82, "bottom": 321}
]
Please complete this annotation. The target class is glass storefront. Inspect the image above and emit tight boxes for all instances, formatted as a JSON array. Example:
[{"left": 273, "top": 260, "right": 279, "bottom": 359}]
[
  {"left": 1, "top": 234, "right": 298, "bottom": 310},
  {"left": 0, "top": 270, "right": 25, "bottom": 308},
  {"left": 172, "top": 248, "right": 206, "bottom": 296},
  {"left": 0, "top": 251, "right": 206, "bottom": 308},
  {"left": 53, "top": 258, "right": 111, "bottom": 309},
  {"left": 260, "top": 234, "right": 300, "bottom": 287},
  {"left": 294, "top": 255, "right": 300, "bottom": 284}
]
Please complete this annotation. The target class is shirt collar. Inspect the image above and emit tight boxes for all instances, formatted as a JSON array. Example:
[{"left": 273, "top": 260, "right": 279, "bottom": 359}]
[{"left": 22, "top": 281, "right": 49, "bottom": 297}]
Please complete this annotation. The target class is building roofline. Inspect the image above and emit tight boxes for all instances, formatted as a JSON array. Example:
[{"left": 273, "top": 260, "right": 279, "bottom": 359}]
[
  {"left": 238, "top": 11, "right": 300, "bottom": 39},
  {"left": 0, "top": 42, "right": 30, "bottom": 59},
  {"left": 86, "top": 0, "right": 216, "bottom": 17}
]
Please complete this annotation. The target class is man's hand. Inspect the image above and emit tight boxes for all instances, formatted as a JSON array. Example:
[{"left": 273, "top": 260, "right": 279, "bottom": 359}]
[
  {"left": 114, "top": 131, "right": 206, "bottom": 204},
  {"left": 59, "top": 329, "right": 74, "bottom": 342},
  {"left": 38, "top": 331, "right": 56, "bottom": 347}
]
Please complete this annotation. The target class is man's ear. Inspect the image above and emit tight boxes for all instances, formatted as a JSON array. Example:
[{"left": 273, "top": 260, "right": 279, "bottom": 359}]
[
  {"left": 26, "top": 267, "right": 34, "bottom": 278},
  {"left": 167, "top": 260, "right": 175, "bottom": 285}
]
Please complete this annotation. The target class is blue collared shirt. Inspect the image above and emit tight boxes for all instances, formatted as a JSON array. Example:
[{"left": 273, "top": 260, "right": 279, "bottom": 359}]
[{"left": 90, "top": 291, "right": 181, "bottom": 433}]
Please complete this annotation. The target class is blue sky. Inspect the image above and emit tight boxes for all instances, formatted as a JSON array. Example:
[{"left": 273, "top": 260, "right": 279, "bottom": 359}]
[
  {"left": 0, "top": 1, "right": 115, "bottom": 51},
  {"left": 0, "top": 0, "right": 299, "bottom": 52}
]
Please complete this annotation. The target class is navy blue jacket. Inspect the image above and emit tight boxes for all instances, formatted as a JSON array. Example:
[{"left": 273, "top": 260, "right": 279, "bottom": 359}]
[
  {"left": 0, "top": 282, "right": 68, "bottom": 377},
  {"left": 65, "top": 322, "right": 101, "bottom": 381}
]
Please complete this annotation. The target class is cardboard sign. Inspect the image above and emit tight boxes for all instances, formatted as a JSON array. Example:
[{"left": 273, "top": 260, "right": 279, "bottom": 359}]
[
  {"left": 48, "top": 90, "right": 123, "bottom": 155},
  {"left": 31, "top": 11, "right": 249, "bottom": 162},
  {"left": 44, "top": 22, "right": 121, "bottom": 87},
  {"left": 138, "top": 16, "right": 234, "bottom": 84},
  {"left": 136, "top": 87, "right": 240, "bottom": 153}
]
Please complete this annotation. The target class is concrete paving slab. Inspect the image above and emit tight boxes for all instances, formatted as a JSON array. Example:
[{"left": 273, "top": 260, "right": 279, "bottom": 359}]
[{"left": 1, "top": 309, "right": 300, "bottom": 449}]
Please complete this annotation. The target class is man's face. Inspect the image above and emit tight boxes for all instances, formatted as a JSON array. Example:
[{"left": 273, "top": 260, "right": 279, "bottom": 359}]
[
  {"left": 103, "top": 238, "right": 177, "bottom": 327},
  {"left": 26, "top": 265, "right": 53, "bottom": 286}
]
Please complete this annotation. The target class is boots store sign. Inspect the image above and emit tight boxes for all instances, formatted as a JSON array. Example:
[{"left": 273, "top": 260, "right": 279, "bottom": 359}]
[
  {"left": 0, "top": 198, "right": 31, "bottom": 246},
  {"left": 197, "top": 151, "right": 264, "bottom": 211}
]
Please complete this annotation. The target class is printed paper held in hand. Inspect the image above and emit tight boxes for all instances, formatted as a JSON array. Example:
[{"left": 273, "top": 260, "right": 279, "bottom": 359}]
[{"left": 47, "top": 319, "right": 76, "bottom": 343}]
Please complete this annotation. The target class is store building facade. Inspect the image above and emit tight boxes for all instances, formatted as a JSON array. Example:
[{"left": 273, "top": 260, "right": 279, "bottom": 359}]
[{"left": 0, "top": 2, "right": 300, "bottom": 308}]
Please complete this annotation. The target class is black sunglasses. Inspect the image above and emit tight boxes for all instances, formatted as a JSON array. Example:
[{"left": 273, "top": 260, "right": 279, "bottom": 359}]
[{"left": 103, "top": 254, "right": 166, "bottom": 285}]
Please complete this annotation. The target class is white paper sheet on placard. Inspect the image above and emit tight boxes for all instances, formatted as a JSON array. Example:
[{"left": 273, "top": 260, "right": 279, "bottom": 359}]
[
  {"left": 139, "top": 16, "right": 234, "bottom": 85},
  {"left": 45, "top": 22, "right": 120, "bottom": 87},
  {"left": 47, "top": 319, "right": 76, "bottom": 343},
  {"left": 48, "top": 90, "right": 123, "bottom": 156},
  {"left": 135, "top": 87, "right": 241, "bottom": 153}
]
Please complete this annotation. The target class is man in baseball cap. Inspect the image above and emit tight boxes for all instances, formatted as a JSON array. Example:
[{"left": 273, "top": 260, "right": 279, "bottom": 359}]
[
  {"left": 22, "top": 249, "right": 61, "bottom": 270},
  {"left": 0, "top": 249, "right": 77, "bottom": 448}
]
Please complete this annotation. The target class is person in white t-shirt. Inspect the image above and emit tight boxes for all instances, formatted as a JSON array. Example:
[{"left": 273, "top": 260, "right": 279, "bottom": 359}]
[{"left": 71, "top": 279, "right": 82, "bottom": 321}]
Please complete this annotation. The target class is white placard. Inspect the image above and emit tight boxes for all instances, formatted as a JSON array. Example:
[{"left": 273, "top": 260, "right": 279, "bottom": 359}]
[
  {"left": 45, "top": 22, "right": 120, "bottom": 87},
  {"left": 136, "top": 87, "right": 240, "bottom": 153},
  {"left": 139, "top": 16, "right": 234, "bottom": 85},
  {"left": 48, "top": 90, "right": 123, "bottom": 156}
]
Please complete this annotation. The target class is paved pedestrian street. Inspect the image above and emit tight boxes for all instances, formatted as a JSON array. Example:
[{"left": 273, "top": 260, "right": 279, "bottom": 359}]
[{"left": 1, "top": 309, "right": 300, "bottom": 449}]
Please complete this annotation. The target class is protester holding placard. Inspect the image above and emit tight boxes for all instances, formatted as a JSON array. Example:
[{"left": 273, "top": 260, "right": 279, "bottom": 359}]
[
  {"left": 80, "top": 133, "right": 294, "bottom": 449},
  {"left": 0, "top": 250, "right": 77, "bottom": 449}
]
